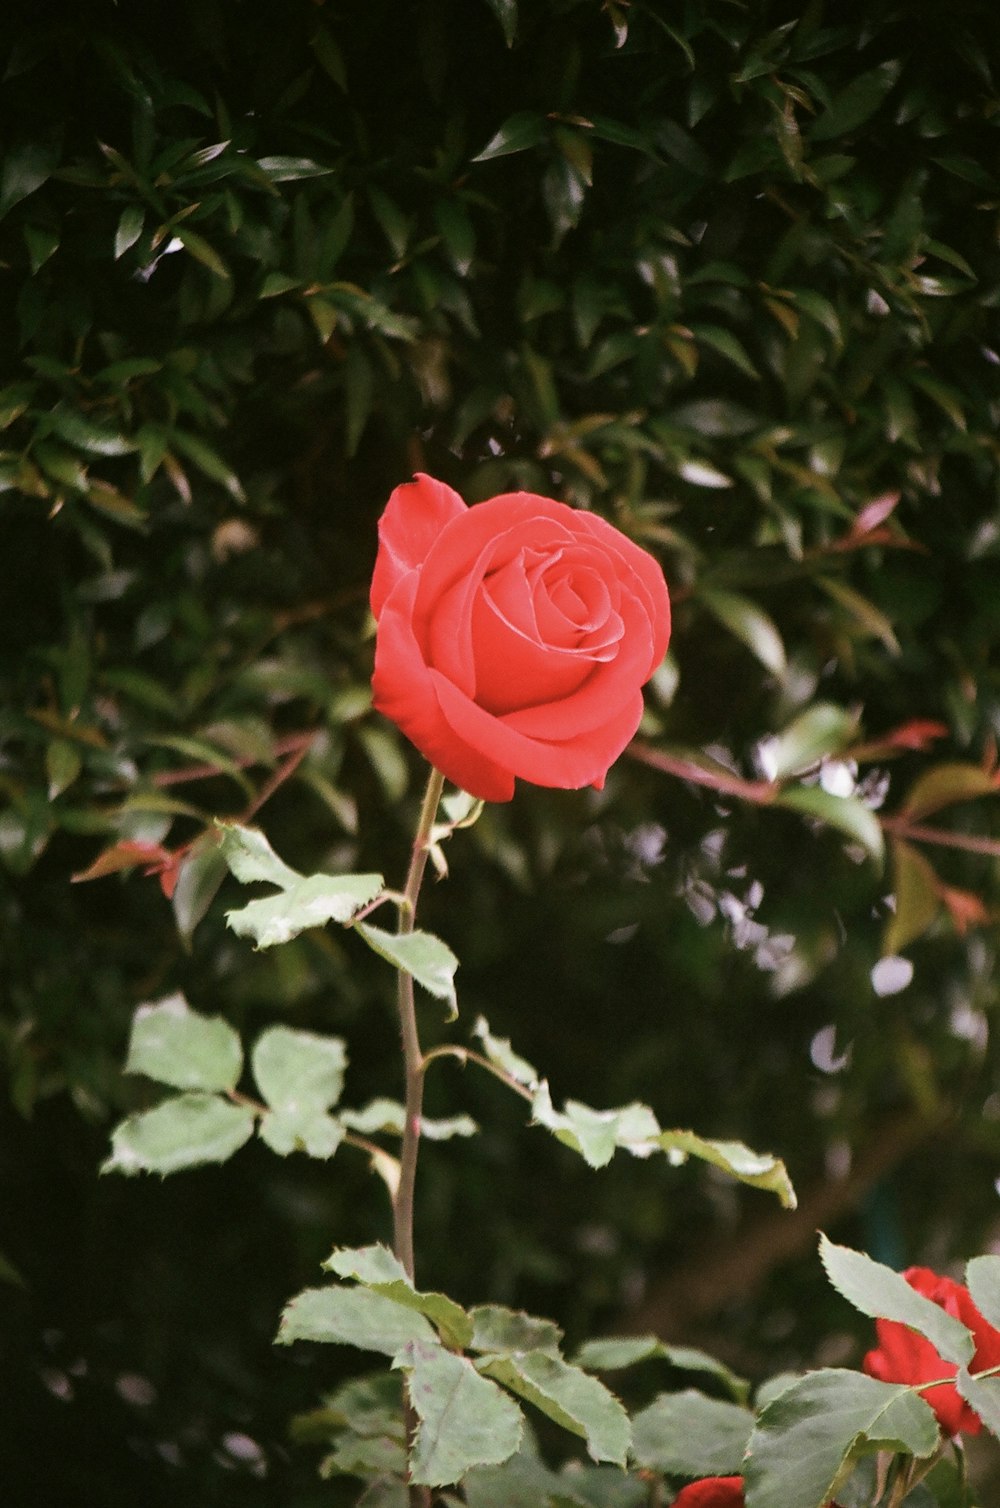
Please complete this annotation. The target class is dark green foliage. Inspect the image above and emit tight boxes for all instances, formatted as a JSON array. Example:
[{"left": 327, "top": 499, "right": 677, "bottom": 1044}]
[{"left": 4, "top": 0, "right": 1000, "bottom": 1499}]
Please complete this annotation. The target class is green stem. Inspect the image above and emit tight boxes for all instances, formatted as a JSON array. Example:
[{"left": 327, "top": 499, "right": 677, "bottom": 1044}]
[
  {"left": 391, "top": 766, "right": 445, "bottom": 1508},
  {"left": 392, "top": 764, "right": 445, "bottom": 1281}
]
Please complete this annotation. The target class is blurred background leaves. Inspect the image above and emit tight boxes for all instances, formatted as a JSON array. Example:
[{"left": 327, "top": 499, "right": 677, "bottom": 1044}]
[{"left": 3, "top": 0, "right": 1000, "bottom": 1500}]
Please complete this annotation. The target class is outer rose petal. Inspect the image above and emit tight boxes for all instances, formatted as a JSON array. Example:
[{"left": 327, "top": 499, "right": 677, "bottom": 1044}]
[
  {"left": 372, "top": 573, "right": 516, "bottom": 801},
  {"left": 370, "top": 474, "right": 466, "bottom": 618}
]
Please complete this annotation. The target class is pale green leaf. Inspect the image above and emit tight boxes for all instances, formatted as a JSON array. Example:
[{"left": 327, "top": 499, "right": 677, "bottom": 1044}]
[
  {"left": 820, "top": 1235, "right": 974, "bottom": 1365},
  {"left": 394, "top": 1340, "right": 523, "bottom": 1486},
  {"left": 655, "top": 1130, "right": 797, "bottom": 1208},
  {"left": 965, "top": 1255, "right": 1000, "bottom": 1332},
  {"left": 279, "top": 1285, "right": 438, "bottom": 1354},
  {"left": 228, "top": 872, "right": 384, "bottom": 948},
  {"left": 356, "top": 923, "right": 458, "bottom": 1016},
  {"left": 103, "top": 1092, "right": 254, "bottom": 1175},
  {"left": 125, "top": 994, "right": 242, "bottom": 1093},
  {"left": 744, "top": 1369, "right": 939, "bottom": 1508},
  {"left": 956, "top": 1369, "right": 1000, "bottom": 1440},
  {"left": 473, "top": 1016, "right": 540, "bottom": 1088},
  {"left": 324, "top": 1245, "right": 473, "bottom": 1350},
  {"left": 215, "top": 822, "right": 301, "bottom": 888},
  {"left": 259, "top": 1106, "right": 344, "bottom": 1158},
  {"left": 630, "top": 1389, "right": 753, "bottom": 1475},
  {"left": 478, "top": 1350, "right": 630, "bottom": 1465},
  {"left": 252, "top": 1025, "right": 347, "bottom": 1113},
  {"left": 469, "top": 1306, "right": 564, "bottom": 1357},
  {"left": 531, "top": 1085, "right": 659, "bottom": 1169}
]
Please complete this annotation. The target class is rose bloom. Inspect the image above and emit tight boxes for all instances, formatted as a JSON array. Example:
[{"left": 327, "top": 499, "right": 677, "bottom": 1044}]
[
  {"left": 370, "top": 475, "right": 671, "bottom": 801},
  {"left": 863, "top": 1265, "right": 1000, "bottom": 1436},
  {"left": 671, "top": 1478, "right": 839, "bottom": 1508},
  {"left": 671, "top": 1479, "right": 746, "bottom": 1508}
]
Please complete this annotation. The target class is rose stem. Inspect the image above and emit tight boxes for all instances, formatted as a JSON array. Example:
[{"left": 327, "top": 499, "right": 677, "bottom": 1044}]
[
  {"left": 392, "top": 762, "right": 445, "bottom": 1279},
  {"left": 392, "top": 763, "right": 445, "bottom": 1508}
]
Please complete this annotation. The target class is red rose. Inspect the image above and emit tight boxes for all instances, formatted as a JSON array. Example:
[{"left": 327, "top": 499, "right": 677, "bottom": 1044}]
[
  {"left": 671, "top": 1478, "right": 745, "bottom": 1508},
  {"left": 862, "top": 1265, "right": 1000, "bottom": 1436},
  {"left": 671, "top": 1478, "right": 839, "bottom": 1508},
  {"left": 370, "top": 474, "right": 671, "bottom": 802}
]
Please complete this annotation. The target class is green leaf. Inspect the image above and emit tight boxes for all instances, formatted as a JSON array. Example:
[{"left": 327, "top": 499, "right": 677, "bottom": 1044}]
[
  {"left": 0, "top": 140, "right": 58, "bottom": 218},
  {"left": 900, "top": 762, "right": 999, "bottom": 821},
  {"left": 655, "top": 1130, "right": 797, "bottom": 1209},
  {"left": 114, "top": 204, "right": 144, "bottom": 259},
  {"left": 279, "top": 1285, "right": 439, "bottom": 1354},
  {"left": 764, "top": 704, "right": 858, "bottom": 780},
  {"left": 24, "top": 223, "right": 59, "bottom": 273},
  {"left": 170, "top": 430, "right": 244, "bottom": 500},
  {"left": 630, "top": 1389, "right": 753, "bottom": 1475},
  {"left": 227, "top": 873, "right": 384, "bottom": 949},
  {"left": 477, "top": 1350, "right": 630, "bottom": 1465},
  {"left": 481, "top": 0, "right": 518, "bottom": 46},
  {"left": 777, "top": 786, "right": 884, "bottom": 864},
  {"left": 965, "top": 1255, "right": 1000, "bottom": 1331},
  {"left": 884, "top": 839, "right": 940, "bottom": 956},
  {"left": 46, "top": 738, "right": 81, "bottom": 799},
  {"left": 463, "top": 1441, "right": 589, "bottom": 1508},
  {"left": 743, "top": 1369, "right": 939, "bottom": 1508},
  {"left": 125, "top": 995, "right": 243, "bottom": 1093},
  {"left": 572, "top": 1337, "right": 748, "bottom": 1402},
  {"left": 820, "top": 1236, "right": 974, "bottom": 1365},
  {"left": 171, "top": 833, "right": 229, "bottom": 946},
  {"left": 47, "top": 406, "right": 134, "bottom": 457},
  {"left": 252, "top": 1026, "right": 347, "bottom": 1113},
  {"left": 33, "top": 440, "right": 88, "bottom": 491},
  {"left": 325, "top": 1245, "right": 473, "bottom": 1350},
  {"left": 689, "top": 324, "right": 760, "bottom": 379},
  {"left": 103, "top": 1093, "right": 254, "bottom": 1175},
  {"left": 175, "top": 226, "right": 230, "bottom": 279},
  {"left": 810, "top": 60, "right": 903, "bottom": 142},
  {"left": 394, "top": 1340, "right": 523, "bottom": 1486},
  {"left": 699, "top": 587, "right": 786, "bottom": 677},
  {"left": 469, "top": 1306, "right": 564, "bottom": 1358},
  {"left": 473, "top": 112, "right": 547, "bottom": 162},
  {"left": 367, "top": 186, "right": 410, "bottom": 260},
  {"left": 259, "top": 1106, "right": 344, "bottom": 1159},
  {"left": 356, "top": 923, "right": 458, "bottom": 1016}
]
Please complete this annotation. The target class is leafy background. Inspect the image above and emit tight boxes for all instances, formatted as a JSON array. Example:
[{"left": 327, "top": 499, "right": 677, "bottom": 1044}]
[{"left": 3, "top": 0, "right": 1000, "bottom": 1500}]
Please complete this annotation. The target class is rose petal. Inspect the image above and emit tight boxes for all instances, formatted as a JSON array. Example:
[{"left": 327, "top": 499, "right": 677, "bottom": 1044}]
[
  {"left": 372, "top": 573, "right": 515, "bottom": 800},
  {"left": 570, "top": 508, "right": 672, "bottom": 673},
  {"left": 430, "top": 668, "right": 645, "bottom": 791},
  {"left": 370, "top": 474, "right": 467, "bottom": 618}
]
